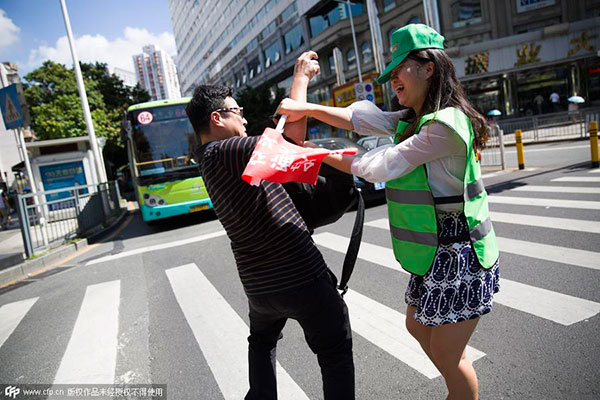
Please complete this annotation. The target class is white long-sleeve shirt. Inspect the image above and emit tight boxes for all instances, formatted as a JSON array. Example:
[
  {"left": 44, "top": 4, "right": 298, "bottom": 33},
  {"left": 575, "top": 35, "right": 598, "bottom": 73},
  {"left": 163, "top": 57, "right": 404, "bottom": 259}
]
[{"left": 346, "top": 100, "right": 467, "bottom": 212}]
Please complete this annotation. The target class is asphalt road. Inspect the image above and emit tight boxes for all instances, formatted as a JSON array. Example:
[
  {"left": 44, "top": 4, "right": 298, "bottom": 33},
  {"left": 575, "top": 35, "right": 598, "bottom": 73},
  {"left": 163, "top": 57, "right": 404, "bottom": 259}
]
[
  {"left": 482, "top": 138, "right": 592, "bottom": 170},
  {"left": 0, "top": 145, "right": 599, "bottom": 399}
]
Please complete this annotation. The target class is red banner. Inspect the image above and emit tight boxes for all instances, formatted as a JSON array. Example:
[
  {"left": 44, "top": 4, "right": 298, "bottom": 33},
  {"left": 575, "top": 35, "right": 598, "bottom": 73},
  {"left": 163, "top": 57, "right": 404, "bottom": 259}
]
[{"left": 242, "top": 128, "right": 357, "bottom": 186}]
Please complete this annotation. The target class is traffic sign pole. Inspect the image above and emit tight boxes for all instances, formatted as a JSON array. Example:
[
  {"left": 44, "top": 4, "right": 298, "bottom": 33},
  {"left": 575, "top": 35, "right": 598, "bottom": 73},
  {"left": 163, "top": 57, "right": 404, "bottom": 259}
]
[{"left": 16, "top": 126, "right": 48, "bottom": 247}]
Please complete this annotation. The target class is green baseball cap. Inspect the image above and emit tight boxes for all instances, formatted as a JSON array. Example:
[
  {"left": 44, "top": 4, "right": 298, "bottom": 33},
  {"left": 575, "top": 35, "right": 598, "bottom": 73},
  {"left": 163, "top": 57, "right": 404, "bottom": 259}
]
[{"left": 376, "top": 24, "right": 445, "bottom": 84}]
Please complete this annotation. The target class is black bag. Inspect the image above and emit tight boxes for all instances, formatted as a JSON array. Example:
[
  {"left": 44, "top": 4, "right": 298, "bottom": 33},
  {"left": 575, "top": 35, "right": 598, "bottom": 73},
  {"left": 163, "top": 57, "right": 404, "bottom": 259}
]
[{"left": 283, "top": 163, "right": 365, "bottom": 295}]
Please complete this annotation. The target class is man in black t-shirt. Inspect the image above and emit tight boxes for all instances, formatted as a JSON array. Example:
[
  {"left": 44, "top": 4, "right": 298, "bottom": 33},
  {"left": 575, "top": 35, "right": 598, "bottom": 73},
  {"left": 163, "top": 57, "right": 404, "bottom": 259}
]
[{"left": 186, "top": 52, "right": 354, "bottom": 400}]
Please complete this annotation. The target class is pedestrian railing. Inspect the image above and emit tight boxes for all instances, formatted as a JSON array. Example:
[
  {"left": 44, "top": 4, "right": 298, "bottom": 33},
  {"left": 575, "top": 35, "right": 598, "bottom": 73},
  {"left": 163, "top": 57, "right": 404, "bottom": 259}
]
[
  {"left": 481, "top": 124, "right": 505, "bottom": 169},
  {"left": 497, "top": 108, "right": 600, "bottom": 145},
  {"left": 17, "top": 181, "right": 123, "bottom": 258}
]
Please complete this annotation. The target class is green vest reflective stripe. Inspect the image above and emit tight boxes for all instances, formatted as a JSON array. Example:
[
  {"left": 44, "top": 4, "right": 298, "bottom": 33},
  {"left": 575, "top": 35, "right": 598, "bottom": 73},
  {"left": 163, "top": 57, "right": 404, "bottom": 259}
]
[{"left": 386, "top": 107, "right": 499, "bottom": 276}]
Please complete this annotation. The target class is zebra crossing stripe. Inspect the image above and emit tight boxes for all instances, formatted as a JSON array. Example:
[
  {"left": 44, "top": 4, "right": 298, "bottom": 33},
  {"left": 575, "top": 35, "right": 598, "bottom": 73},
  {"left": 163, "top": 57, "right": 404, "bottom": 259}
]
[
  {"left": 166, "top": 264, "right": 309, "bottom": 400},
  {"left": 509, "top": 185, "right": 600, "bottom": 194},
  {"left": 589, "top": 169, "right": 600, "bottom": 173},
  {"left": 487, "top": 195, "right": 600, "bottom": 210},
  {"left": 53, "top": 280, "right": 120, "bottom": 384},
  {"left": 496, "top": 237, "right": 600, "bottom": 271},
  {"left": 490, "top": 211, "right": 600, "bottom": 234},
  {"left": 87, "top": 230, "right": 227, "bottom": 266},
  {"left": 551, "top": 176, "right": 600, "bottom": 182},
  {"left": 314, "top": 232, "right": 600, "bottom": 326},
  {"left": 364, "top": 218, "right": 600, "bottom": 271},
  {"left": 0, "top": 297, "right": 38, "bottom": 348},
  {"left": 344, "top": 290, "right": 485, "bottom": 379},
  {"left": 492, "top": 280, "right": 600, "bottom": 326}
]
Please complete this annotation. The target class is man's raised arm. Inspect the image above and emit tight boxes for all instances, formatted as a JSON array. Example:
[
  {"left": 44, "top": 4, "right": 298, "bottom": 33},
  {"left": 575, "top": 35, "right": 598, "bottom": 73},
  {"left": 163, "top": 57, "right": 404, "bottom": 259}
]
[{"left": 283, "top": 51, "right": 320, "bottom": 145}]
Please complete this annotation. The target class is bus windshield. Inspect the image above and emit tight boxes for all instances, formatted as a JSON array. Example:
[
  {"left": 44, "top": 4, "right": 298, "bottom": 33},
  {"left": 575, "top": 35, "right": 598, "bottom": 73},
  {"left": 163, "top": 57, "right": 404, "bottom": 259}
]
[{"left": 129, "top": 104, "right": 200, "bottom": 184}]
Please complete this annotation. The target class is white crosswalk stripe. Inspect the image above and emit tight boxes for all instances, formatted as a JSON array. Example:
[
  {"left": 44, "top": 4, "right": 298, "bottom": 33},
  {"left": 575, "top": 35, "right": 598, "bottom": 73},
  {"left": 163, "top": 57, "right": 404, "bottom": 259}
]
[
  {"left": 86, "top": 230, "right": 227, "bottom": 266},
  {"left": 345, "top": 289, "right": 485, "bottom": 379},
  {"left": 551, "top": 176, "right": 600, "bottom": 182},
  {"left": 313, "top": 232, "right": 600, "bottom": 326},
  {"left": 53, "top": 280, "right": 120, "bottom": 384},
  {"left": 490, "top": 211, "right": 600, "bottom": 234},
  {"left": 0, "top": 297, "right": 38, "bottom": 348},
  {"left": 496, "top": 237, "right": 600, "bottom": 271},
  {"left": 589, "top": 168, "right": 600, "bottom": 173},
  {"left": 487, "top": 195, "right": 600, "bottom": 210},
  {"left": 509, "top": 185, "right": 600, "bottom": 194},
  {"left": 166, "top": 264, "right": 309, "bottom": 400},
  {"left": 364, "top": 219, "right": 600, "bottom": 271}
]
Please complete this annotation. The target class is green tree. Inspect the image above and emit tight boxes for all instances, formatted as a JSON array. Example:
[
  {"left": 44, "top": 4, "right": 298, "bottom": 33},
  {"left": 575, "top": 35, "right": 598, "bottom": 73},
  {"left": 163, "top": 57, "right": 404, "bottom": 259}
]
[
  {"left": 235, "top": 83, "right": 286, "bottom": 136},
  {"left": 80, "top": 62, "right": 149, "bottom": 109},
  {"left": 23, "top": 61, "right": 151, "bottom": 176},
  {"left": 79, "top": 62, "right": 150, "bottom": 169},
  {"left": 24, "top": 60, "right": 109, "bottom": 140}
]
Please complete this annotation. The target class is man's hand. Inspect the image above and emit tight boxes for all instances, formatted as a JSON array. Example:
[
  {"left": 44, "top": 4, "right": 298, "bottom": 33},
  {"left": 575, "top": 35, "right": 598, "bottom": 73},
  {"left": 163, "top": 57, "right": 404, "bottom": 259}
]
[
  {"left": 293, "top": 51, "right": 320, "bottom": 81},
  {"left": 284, "top": 51, "right": 318, "bottom": 144},
  {"left": 276, "top": 98, "right": 310, "bottom": 123}
]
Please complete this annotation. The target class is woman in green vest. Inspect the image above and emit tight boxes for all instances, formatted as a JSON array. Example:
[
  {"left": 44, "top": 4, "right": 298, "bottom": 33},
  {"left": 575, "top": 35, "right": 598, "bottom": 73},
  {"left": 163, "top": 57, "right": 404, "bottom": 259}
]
[{"left": 278, "top": 24, "right": 500, "bottom": 400}]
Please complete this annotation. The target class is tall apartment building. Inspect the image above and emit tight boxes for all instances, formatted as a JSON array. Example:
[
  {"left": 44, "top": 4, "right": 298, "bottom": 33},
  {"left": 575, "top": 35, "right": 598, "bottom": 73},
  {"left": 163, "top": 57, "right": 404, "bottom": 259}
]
[
  {"left": 107, "top": 66, "right": 139, "bottom": 88},
  {"left": 169, "top": 0, "right": 600, "bottom": 138},
  {"left": 132, "top": 45, "right": 181, "bottom": 101}
]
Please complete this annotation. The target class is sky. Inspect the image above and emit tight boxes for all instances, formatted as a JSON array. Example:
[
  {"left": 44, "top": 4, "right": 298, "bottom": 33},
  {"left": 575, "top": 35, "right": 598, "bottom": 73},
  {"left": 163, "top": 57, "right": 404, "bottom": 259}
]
[{"left": 0, "top": 0, "right": 177, "bottom": 78}]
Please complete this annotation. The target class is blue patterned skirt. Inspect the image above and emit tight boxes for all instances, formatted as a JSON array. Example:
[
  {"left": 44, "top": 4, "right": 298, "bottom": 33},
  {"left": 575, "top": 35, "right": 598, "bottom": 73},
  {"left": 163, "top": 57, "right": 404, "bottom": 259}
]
[{"left": 405, "top": 212, "right": 500, "bottom": 326}]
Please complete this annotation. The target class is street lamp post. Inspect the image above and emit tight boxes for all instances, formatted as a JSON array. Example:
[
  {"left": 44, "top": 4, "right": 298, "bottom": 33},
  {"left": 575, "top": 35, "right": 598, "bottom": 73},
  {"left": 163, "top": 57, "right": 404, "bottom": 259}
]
[
  {"left": 345, "top": 0, "right": 362, "bottom": 83},
  {"left": 365, "top": 0, "right": 392, "bottom": 110},
  {"left": 59, "top": 0, "right": 107, "bottom": 184}
]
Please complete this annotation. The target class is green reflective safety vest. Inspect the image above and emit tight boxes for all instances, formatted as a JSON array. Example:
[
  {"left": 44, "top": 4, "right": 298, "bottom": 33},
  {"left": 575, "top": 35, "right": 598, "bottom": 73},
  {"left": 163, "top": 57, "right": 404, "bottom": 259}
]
[{"left": 386, "top": 107, "right": 499, "bottom": 276}]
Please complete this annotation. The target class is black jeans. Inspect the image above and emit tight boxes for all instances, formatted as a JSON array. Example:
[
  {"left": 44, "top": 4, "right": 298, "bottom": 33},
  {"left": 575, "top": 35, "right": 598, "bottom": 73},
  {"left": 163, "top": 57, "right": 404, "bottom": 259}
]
[{"left": 245, "top": 270, "right": 355, "bottom": 400}]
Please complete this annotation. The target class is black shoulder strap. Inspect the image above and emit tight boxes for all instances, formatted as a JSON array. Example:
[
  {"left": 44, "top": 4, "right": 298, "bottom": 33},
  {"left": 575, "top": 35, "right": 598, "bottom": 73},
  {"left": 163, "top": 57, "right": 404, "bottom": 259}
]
[{"left": 337, "top": 190, "right": 364, "bottom": 296}]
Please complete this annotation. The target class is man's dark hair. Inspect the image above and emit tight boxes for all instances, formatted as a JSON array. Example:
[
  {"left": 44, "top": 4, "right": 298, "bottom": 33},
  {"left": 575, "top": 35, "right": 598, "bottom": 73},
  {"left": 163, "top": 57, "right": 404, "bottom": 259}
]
[{"left": 186, "top": 85, "right": 233, "bottom": 134}]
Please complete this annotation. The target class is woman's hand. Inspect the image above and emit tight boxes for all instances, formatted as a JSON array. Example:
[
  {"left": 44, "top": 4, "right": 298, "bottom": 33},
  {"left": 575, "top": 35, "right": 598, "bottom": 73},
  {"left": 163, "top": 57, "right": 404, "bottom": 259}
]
[{"left": 277, "top": 98, "right": 311, "bottom": 123}]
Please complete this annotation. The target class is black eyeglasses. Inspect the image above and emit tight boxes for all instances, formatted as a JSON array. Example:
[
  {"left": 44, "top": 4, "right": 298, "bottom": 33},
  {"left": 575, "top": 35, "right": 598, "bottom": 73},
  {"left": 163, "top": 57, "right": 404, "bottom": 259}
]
[{"left": 215, "top": 107, "right": 244, "bottom": 118}]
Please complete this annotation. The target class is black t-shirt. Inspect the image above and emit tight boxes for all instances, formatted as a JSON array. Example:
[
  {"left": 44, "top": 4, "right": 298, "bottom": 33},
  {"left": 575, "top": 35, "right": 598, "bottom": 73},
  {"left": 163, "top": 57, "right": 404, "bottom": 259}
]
[{"left": 196, "top": 136, "right": 327, "bottom": 296}]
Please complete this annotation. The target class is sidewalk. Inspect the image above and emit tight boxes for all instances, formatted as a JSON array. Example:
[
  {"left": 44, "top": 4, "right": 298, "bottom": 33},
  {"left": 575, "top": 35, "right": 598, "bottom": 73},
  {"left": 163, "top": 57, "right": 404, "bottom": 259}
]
[
  {"left": 0, "top": 211, "right": 25, "bottom": 271},
  {"left": 0, "top": 205, "right": 130, "bottom": 289}
]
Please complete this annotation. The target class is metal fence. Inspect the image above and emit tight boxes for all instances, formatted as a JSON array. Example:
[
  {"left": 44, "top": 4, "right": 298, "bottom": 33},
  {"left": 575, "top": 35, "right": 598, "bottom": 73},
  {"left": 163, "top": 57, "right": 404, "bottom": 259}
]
[
  {"left": 17, "top": 181, "right": 123, "bottom": 257},
  {"left": 497, "top": 108, "right": 600, "bottom": 145},
  {"left": 481, "top": 124, "right": 506, "bottom": 169}
]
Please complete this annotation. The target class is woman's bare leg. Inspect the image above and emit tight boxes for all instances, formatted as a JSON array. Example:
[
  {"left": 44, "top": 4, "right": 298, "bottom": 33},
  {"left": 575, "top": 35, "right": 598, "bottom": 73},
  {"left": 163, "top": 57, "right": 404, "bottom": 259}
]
[
  {"left": 429, "top": 318, "right": 480, "bottom": 400},
  {"left": 405, "top": 306, "right": 440, "bottom": 371}
]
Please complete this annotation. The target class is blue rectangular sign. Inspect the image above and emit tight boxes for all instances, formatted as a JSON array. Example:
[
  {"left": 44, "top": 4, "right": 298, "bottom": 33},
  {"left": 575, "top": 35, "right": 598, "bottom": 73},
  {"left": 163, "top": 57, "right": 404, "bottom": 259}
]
[
  {"left": 0, "top": 84, "right": 24, "bottom": 129},
  {"left": 40, "top": 161, "right": 88, "bottom": 210}
]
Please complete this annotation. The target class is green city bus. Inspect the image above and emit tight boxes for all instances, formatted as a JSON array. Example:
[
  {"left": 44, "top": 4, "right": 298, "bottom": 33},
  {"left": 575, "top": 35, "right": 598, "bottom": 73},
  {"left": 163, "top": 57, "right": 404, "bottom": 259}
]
[{"left": 122, "top": 98, "right": 212, "bottom": 222}]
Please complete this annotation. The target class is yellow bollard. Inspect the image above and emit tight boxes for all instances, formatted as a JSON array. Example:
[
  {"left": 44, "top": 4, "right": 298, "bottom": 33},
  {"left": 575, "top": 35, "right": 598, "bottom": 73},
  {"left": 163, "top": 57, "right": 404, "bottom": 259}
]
[
  {"left": 515, "top": 129, "right": 525, "bottom": 170},
  {"left": 591, "top": 121, "right": 599, "bottom": 168}
]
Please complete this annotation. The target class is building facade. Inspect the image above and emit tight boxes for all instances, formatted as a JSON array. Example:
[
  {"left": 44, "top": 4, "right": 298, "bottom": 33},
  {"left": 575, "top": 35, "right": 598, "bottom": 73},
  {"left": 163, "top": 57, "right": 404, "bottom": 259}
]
[
  {"left": 169, "top": 0, "right": 600, "bottom": 137},
  {"left": 108, "top": 66, "right": 139, "bottom": 88},
  {"left": 132, "top": 45, "right": 181, "bottom": 101}
]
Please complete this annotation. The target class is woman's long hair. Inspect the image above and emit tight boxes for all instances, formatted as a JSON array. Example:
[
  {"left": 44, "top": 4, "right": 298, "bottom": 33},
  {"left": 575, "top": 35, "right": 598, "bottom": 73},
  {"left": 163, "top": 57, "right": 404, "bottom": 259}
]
[{"left": 402, "top": 48, "right": 489, "bottom": 149}]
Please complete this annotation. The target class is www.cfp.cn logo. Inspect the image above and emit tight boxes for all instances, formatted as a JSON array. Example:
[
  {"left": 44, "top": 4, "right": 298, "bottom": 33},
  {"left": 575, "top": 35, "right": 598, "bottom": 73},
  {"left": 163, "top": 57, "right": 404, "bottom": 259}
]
[{"left": 4, "top": 386, "right": 20, "bottom": 398}]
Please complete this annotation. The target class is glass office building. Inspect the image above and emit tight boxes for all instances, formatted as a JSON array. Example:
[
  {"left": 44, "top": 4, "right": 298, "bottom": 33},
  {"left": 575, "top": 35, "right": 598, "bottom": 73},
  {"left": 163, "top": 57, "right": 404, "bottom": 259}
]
[{"left": 169, "top": 0, "right": 600, "bottom": 127}]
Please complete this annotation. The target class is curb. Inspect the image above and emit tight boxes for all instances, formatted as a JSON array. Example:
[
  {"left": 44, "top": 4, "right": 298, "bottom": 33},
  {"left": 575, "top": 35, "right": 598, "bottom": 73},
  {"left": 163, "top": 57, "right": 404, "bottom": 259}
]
[
  {"left": 0, "top": 207, "right": 129, "bottom": 289},
  {"left": 0, "top": 238, "right": 88, "bottom": 288},
  {"left": 0, "top": 253, "right": 25, "bottom": 271}
]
